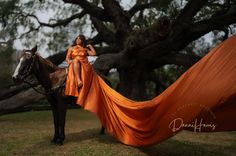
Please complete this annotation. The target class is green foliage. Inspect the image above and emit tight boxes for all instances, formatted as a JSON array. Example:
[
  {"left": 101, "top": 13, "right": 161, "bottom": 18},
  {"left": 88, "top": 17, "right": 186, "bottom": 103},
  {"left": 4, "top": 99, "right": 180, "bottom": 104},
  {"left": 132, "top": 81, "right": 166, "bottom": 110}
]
[
  {"left": 0, "top": 0, "right": 20, "bottom": 26},
  {"left": 0, "top": 43, "right": 15, "bottom": 89},
  {"left": 0, "top": 0, "right": 88, "bottom": 55}
]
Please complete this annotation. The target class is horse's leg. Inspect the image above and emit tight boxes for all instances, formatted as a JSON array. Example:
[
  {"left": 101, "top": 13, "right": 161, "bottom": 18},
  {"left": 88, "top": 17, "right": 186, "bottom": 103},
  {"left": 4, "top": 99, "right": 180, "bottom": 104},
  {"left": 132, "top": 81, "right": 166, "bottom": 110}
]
[
  {"left": 51, "top": 103, "right": 60, "bottom": 143},
  {"left": 47, "top": 96, "right": 60, "bottom": 143},
  {"left": 57, "top": 97, "right": 68, "bottom": 145},
  {"left": 100, "top": 126, "right": 105, "bottom": 135}
]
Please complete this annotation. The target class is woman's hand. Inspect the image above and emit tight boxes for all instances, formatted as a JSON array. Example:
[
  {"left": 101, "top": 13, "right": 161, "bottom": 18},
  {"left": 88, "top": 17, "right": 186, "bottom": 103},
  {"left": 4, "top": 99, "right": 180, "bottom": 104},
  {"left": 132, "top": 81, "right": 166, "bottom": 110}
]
[
  {"left": 86, "top": 44, "right": 96, "bottom": 56},
  {"left": 67, "top": 59, "right": 72, "bottom": 64}
]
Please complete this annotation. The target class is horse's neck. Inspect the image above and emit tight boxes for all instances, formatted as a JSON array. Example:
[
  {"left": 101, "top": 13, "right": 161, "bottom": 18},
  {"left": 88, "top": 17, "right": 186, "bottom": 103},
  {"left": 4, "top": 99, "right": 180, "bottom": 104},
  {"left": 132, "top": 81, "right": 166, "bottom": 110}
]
[{"left": 33, "top": 55, "right": 58, "bottom": 90}]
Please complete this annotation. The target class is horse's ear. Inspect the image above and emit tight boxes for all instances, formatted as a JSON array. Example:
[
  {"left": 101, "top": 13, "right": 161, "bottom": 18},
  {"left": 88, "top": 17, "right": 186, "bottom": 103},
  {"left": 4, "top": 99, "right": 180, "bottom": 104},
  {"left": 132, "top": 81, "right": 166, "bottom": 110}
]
[{"left": 31, "top": 45, "right": 37, "bottom": 54}]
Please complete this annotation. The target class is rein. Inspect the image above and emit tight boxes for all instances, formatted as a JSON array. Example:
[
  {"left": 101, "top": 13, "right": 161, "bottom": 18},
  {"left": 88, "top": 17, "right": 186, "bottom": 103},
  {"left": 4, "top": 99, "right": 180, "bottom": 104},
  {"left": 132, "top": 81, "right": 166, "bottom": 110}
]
[
  {"left": 23, "top": 79, "right": 48, "bottom": 95},
  {"left": 23, "top": 77, "right": 66, "bottom": 96}
]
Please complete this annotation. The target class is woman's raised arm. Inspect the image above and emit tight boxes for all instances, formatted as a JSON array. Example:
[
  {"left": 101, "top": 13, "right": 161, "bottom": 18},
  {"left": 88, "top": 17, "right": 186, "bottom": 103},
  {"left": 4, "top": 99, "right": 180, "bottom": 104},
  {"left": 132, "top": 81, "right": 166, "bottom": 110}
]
[
  {"left": 86, "top": 44, "right": 96, "bottom": 56},
  {"left": 66, "top": 47, "right": 73, "bottom": 64}
]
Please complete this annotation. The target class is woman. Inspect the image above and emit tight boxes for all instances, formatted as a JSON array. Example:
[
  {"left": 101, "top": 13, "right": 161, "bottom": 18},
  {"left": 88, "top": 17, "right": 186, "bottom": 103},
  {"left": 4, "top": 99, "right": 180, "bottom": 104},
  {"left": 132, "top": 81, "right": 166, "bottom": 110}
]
[
  {"left": 64, "top": 34, "right": 236, "bottom": 147},
  {"left": 65, "top": 35, "right": 96, "bottom": 97}
]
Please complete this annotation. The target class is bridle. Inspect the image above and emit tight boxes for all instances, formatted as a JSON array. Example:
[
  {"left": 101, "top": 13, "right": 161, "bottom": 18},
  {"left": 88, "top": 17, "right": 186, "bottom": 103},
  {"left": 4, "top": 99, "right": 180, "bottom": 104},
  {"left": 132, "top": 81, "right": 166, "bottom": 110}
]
[
  {"left": 20, "top": 52, "right": 48, "bottom": 95},
  {"left": 20, "top": 52, "right": 66, "bottom": 95},
  {"left": 21, "top": 53, "right": 36, "bottom": 80}
]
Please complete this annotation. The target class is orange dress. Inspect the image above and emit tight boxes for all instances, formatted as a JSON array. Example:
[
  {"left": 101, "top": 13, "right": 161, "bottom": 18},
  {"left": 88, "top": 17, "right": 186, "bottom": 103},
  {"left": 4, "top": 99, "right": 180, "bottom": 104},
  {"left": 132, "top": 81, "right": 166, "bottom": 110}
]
[
  {"left": 65, "top": 45, "right": 89, "bottom": 97},
  {"left": 65, "top": 35, "right": 236, "bottom": 146}
]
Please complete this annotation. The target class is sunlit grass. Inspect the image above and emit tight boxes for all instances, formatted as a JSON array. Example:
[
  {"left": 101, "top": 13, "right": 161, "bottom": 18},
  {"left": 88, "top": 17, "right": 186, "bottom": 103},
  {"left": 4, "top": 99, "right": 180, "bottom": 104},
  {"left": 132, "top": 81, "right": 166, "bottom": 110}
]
[{"left": 0, "top": 109, "right": 236, "bottom": 156}]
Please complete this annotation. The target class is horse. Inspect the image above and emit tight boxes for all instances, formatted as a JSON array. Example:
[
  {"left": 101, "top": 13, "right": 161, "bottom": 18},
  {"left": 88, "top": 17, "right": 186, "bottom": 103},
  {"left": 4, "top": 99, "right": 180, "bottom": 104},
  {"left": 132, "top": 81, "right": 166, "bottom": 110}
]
[{"left": 12, "top": 46, "right": 105, "bottom": 145}]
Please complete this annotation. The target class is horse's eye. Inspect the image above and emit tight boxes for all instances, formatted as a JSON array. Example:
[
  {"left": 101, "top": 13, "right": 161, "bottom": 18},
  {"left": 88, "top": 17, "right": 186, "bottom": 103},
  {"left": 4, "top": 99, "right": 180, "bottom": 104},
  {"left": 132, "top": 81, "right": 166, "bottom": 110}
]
[{"left": 25, "top": 54, "right": 32, "bottom": 59}]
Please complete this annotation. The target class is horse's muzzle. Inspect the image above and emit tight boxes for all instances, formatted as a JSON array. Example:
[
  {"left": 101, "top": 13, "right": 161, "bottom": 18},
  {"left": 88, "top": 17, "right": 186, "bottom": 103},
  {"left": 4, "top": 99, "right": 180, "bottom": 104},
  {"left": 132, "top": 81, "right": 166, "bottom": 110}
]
[{"left": 12, "top": 76, "right": 23, "bottom": 84}]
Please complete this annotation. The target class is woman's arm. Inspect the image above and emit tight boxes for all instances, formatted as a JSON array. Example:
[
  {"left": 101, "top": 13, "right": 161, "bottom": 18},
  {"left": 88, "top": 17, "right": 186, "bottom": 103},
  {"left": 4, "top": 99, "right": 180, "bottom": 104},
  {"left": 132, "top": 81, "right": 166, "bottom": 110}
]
[
  {"left": 66, "top": 47, "right": 73, "bottom": 64},
  {"left": 86, "top": 44, "right": 96, "bottom": 56}
]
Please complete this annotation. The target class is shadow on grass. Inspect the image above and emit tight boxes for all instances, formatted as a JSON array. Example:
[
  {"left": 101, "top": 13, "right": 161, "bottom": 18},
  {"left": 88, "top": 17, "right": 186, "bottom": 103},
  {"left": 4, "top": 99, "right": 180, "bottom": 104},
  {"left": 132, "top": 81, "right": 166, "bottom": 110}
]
[
  {"left": 66, "top": 129, "right": 236, "bottom": 156},
  {"left": 66, "top": 128, "right": 120, "bottom": 145},
  {"left": 137, "top": 139, "right": 235, "bottom": 156},
  {"left": 16, "top": 128, "right": 119, "bottom": 155},
  {"left": 16, "top": 129, "right": 236, "bottom": 156}
]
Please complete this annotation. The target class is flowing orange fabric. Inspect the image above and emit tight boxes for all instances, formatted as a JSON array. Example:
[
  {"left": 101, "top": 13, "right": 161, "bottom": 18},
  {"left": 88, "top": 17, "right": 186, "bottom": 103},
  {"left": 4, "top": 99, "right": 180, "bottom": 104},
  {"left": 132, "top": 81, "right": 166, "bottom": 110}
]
[{"left": 65, "top": 35, "right": 236, "bottom": 146}]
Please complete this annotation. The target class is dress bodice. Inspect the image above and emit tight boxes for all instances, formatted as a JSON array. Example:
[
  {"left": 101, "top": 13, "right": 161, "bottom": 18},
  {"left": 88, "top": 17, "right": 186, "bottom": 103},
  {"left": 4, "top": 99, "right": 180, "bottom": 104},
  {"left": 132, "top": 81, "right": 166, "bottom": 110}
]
[{"left": 71, "top": 45, "right": 87, "bottom": 59}]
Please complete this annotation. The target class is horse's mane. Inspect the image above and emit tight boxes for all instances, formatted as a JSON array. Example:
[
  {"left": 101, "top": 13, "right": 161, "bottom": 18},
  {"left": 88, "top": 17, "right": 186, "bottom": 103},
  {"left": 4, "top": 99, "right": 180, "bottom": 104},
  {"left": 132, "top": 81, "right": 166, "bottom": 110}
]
[{"left": 36, "top": 54, "right": 61, "bottom": 72}]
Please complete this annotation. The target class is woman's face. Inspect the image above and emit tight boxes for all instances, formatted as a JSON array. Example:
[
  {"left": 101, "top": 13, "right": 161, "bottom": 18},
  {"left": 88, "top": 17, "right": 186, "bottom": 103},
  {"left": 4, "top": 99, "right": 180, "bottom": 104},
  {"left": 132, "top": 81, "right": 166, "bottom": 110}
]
[{"left": 76, "top": 37, "right": 82, "bottom": 45}]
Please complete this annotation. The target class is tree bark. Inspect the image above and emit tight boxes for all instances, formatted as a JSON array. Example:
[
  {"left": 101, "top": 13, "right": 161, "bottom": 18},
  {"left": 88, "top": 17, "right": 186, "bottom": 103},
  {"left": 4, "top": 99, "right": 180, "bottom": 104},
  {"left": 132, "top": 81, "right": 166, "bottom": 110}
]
[
  {"left": 118, "top": 66, "right": 149, "bottom": 100},
  {"left": 0, "top": 84, "right": 32, "bottom": 100},
  {"left": 0, "top": 87, "right": 44, "bottom": 114}
]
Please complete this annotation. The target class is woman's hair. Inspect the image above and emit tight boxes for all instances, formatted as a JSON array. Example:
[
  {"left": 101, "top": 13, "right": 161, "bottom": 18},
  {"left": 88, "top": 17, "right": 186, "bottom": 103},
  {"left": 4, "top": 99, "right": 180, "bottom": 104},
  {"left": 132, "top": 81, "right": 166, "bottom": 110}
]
[{"left": 72, "top": 34, "right": 87, "bottom": 47}]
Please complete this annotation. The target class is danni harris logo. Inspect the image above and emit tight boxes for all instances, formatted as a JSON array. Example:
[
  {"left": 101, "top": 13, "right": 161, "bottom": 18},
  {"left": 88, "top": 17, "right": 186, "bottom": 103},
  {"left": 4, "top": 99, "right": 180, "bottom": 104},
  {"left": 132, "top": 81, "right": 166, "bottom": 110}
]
[{"left": 169, "top": 103, "right": 217, "bottom": 133}]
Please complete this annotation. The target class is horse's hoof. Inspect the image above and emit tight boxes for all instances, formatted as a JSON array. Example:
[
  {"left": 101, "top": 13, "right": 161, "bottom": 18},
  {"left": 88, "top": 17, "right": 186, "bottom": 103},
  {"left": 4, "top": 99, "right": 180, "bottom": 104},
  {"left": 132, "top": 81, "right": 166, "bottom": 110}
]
[
  {"left": 99, "top": 127, "right": 105, "bottom": 135},
  {"left": 58, "top": 141, "right": 63, "bottom": 146},
  {"left": 51, "top": 138, "right": 57, "bottom": 143},
  {"left": 51, "top": 138, "right": 64, "bottom": 145},
  {"left": 99, "top": 130, "right": 105, "bottom": 135}
]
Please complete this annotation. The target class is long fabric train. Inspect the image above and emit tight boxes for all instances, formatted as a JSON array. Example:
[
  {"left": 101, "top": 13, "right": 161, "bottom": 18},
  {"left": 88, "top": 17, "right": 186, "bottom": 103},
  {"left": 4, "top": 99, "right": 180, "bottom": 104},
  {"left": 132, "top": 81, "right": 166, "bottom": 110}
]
[{"left": 65, "top": 35, "right": 236, "bottom": 146}]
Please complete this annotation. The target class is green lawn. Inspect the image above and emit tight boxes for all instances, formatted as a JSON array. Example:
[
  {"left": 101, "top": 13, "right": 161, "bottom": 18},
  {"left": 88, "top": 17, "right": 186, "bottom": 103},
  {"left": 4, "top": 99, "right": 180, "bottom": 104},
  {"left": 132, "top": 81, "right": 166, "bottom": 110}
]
[{"left": 0, "top": 109, "right": 235, "bottom": 156}]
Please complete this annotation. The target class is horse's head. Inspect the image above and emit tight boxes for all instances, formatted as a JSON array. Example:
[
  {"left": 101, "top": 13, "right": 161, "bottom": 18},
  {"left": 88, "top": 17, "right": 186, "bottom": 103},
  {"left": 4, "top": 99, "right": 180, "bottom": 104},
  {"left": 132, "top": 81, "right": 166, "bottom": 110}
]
[{"left": 12, "top": 46, "right": 37, "bottom": 84}]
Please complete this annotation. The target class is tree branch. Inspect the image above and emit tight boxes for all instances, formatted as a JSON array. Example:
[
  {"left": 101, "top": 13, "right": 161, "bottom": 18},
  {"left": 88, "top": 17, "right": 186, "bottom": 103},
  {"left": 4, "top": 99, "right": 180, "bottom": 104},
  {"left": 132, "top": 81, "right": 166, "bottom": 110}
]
[
  {"left": 101, "top": 0, "right": 131, "bottom": 39},
  {"left": 128, "top": 2, "right": 155, "bottom": 17},
  {"left": 128, "top": 0, "right": 173, "bottom": 18},
  {"left": 24, "top": 11, "right": 86, "bottom": 28},
  {"left": 93, "top": 53, "right": 123, "bottom": 75},
  {"left": 94, "top": 46, "right": 120, "bottom": 55},
  {"left": 47, "top": 51, "right": 67, "bottom": 65},
  {"left": 133, "top": 3, "right": 236, "bottom": 65},
  {"left": 101, "top": 0, "right": 127, "bottom": 20},
  {"left": 90, "top": 17, "right": 117, "bottom": 45},
  {"left": 16, "top": 26, "right": 40, "bottom": 39},
  {"left": 157, "top": 53, "right": 201, "bottom": 67},
  {"left": 181, "top": 4, "right": 236, "bottom": 49},
  {"left": 62, "top": 0, "right": 111, "bottom": 21},
  {"left": 174, "top": 0, "right": 207, "bottom": 25},
  {"left": 0, "top": 87, "right": 44, "bottom": 113},
  {"left": 86, "top": 34, "right": 103, "bottom": 45},
  {"left": 125, "top": 16, "right": 171, "bottom": 52}
]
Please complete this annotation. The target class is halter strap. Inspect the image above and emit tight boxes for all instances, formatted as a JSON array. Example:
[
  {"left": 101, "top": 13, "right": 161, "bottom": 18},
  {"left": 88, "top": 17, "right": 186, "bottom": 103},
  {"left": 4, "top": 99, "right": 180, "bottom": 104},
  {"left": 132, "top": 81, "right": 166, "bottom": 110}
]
[
  {"left": 21, "top": 54, "right": 36, "bottom": 79},
  {"left": 22, "top": 54, "right": 67, "bottom": 95}
]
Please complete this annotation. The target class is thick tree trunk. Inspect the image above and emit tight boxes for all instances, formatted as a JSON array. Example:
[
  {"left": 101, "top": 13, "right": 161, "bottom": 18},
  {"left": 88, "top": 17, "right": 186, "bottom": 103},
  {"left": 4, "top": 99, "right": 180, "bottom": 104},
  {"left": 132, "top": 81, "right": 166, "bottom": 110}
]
[
  {"left": 0, "top": 87, "right": 44, "bottom": 114},
  {"left": 0, "top": 84, "right": 36, "bottom": 100},
  {"left": 118, "top": 65, "right": 149, "bottom": 101}
]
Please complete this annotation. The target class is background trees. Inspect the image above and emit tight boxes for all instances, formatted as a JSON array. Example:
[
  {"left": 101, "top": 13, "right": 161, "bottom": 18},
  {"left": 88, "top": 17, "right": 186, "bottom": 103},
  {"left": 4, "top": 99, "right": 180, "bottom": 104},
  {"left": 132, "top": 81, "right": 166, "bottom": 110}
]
[{"left": 1, "top": 0, "right": 236, "bottom": 112}]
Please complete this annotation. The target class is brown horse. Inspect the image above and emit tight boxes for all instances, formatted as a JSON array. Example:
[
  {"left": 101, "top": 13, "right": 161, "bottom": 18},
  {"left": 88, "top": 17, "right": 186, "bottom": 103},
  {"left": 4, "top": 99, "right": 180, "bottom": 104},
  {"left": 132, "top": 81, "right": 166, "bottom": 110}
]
[{"left": 12, "top": 46, "right": 104, "bottom": 145}]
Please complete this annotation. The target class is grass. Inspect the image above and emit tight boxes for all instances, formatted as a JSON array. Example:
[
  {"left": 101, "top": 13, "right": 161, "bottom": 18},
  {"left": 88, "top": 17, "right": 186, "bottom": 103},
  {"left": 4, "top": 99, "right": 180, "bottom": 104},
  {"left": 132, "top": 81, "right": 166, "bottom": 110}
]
[{"left": 0, "top": 109, "right": 236, "bottom": 156}]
